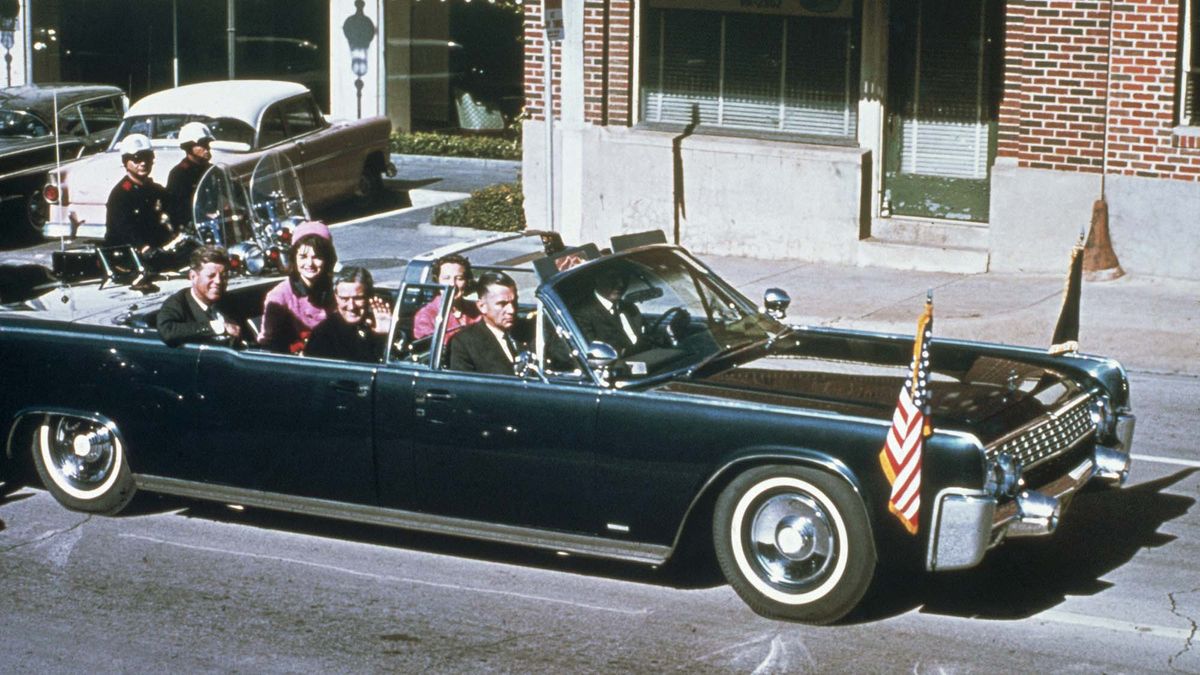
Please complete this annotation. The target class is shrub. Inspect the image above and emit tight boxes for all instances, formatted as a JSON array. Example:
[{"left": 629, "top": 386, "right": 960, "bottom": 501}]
[
  {"left": 390, "top": 131, "right": 521, "bottom": 161},
  {"left": 432, "top": 182, "right": 525, "bottom": 232}
]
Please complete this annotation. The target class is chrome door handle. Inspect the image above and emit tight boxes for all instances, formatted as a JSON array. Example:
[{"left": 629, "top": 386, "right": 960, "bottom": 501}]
[{"left": 424, "top": 390, "right": 454, "bottom": 401}]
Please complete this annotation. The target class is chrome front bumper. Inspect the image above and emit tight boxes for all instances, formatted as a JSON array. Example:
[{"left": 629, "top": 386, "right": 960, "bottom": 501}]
[{"left": 927, "top": 412, "right": 1135, "bottom": 572}]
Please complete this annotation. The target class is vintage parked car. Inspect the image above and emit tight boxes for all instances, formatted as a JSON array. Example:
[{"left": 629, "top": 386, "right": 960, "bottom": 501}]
[
  {"left": 0, "top": 83, "right": 127, "bottom": 237},
  {"left": 41, "top": 80, "right": 393, "bottom": 240},
  {"left": 0, "top": 231, "right": 1134, "bottom": 623}
]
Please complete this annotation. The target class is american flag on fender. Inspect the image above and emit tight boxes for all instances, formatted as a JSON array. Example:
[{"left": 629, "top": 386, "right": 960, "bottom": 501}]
[{"left": 878, "top": 292, "right": 933, "bottom": 535}]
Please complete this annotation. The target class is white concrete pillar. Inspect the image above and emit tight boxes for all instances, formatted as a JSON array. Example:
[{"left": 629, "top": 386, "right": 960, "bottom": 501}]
[
  {"left": 558, "top": 0, "right": 586, "bottom": 245},
  {"left": 330, "top": 0, "right": 384, "bottom": 120},
  {"left": 857, "top": 0, "right": 887, "bottom": 228}
]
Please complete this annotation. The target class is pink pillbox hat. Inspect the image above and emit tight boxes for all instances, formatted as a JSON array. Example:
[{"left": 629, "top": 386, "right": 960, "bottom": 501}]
[{"left": 292, "top": 220, "right": 331, "bottom": 242}]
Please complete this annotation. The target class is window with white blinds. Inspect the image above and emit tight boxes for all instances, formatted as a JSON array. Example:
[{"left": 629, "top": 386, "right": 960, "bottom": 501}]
[
  {"left": 1183, "top": 0, "right": 1199, "bottom": 126},
  {"left": 640, "top": 9, "right": 859, "bottom": 140}
]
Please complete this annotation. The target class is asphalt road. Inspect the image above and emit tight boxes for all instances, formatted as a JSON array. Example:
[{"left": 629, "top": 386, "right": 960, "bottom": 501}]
[{"left": 2, "top": 160, "right": 1198, "bottom": 672}]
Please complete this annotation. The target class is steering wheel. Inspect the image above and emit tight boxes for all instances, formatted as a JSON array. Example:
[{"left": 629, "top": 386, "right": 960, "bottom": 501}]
[{"left": 649, "top": 306, "right": 690, "bottom": 347}]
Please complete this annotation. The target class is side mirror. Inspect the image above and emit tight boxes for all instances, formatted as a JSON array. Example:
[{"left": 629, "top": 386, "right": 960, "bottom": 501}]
[
  {"left": 586, "top": 341, "right": 619, "bottom": 368},
  {"left": 763, "top": 288, "right": 790, "bottom": 320}
]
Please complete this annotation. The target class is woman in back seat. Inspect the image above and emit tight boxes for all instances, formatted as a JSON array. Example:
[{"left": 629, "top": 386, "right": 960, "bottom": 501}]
[{"left": 258, "top": 221, "right": 336, "bottom": 353}]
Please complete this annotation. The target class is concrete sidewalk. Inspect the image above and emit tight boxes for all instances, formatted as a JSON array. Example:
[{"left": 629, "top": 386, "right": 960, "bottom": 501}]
[{"left": 708, "top": 255, "right": 1200, "bottom": 377}]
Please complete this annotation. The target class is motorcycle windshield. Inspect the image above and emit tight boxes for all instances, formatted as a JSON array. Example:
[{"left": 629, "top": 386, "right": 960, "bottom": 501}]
[
  {"left": 249, "top": 151, "right": 310, "bottom": 229},
  {"left": 191, "top": 164, "right": 255, "bottom": 247}
]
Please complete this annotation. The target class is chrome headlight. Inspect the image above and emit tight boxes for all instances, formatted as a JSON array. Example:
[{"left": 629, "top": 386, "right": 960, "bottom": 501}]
[
  {"left": 984, "top": 452, "right": 1021, "bottom": 497},
  {"left": 228, "top": 241, "right": 266, "bottom": 276}
]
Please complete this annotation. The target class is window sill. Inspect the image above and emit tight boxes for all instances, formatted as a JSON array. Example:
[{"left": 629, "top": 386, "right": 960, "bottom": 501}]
[
  {"left": 1171, "top": 125, "right": 1200, "bottom": 150},
  {"left": 634, "top": 121, "right": 859, "bottom": 149}
]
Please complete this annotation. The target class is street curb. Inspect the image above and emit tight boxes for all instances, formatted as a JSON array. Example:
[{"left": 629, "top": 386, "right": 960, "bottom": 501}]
[
  {"left": 414, "top": 223, "right": 499, "bottom": 239},
  {"left": 391, "top": 153, "right": 522, "bottom": 172}
]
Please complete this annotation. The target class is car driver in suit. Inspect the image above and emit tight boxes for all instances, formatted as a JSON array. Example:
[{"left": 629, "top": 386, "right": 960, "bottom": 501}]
[
  {"left": 448, "top": 271, "right": 524, "bottom": 375},
  {"left": 571, "top": 269, "right": 643, "bottom": 355},
  {"left": 157, "top": 245, "right": 246, "bottom": 347}
]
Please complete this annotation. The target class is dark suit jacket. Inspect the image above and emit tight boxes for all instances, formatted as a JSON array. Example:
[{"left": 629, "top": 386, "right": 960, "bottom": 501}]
[
  {"left": 157, "top": 287, "right": 245, "bottom": 347},
  {"left": 305, "top": 314, "right": 384, "bottom": 363},
  {"left": 448, "top": 321, "right": 519, "bottom": 375},
  {"left": 571, "top": 295, "right": 644, "bottom": 354}
]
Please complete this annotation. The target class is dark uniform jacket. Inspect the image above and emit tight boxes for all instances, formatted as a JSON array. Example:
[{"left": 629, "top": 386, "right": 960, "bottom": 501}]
[
  {"left": 166, "top": 159, "right": 209, "bottom": 229},
  {"left": 104, "top": 176, "right": 173, "bottom": 248},
  {"left": 571, "top": 295, "right": 644, "bottom": 355},
  {"left": 157, "top": 287, "right": 245, "bottom": 347},
  {"left": 305, "top": 314, "right": 385, "bottom": 363}
]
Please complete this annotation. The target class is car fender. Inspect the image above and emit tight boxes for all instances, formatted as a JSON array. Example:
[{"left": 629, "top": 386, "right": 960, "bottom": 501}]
[
  {"left": 5, "top": 406, "right": 131, "bottom": 467},
  {"left": 668, "top": 445, "right": 872, "bottom": 555}
]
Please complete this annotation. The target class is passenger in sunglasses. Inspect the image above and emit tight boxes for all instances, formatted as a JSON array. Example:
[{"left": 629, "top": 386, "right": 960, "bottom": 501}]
[{"left": 103, "top": 133, "right": 175, "bottom": 252}]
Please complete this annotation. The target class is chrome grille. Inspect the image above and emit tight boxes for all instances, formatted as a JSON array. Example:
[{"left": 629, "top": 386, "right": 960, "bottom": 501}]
[{"left": 987, "top": 394, "right": 1096, "bottom": 469}]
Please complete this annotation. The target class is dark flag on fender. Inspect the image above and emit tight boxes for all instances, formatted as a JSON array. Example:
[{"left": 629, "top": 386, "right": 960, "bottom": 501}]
[
  {"left": 1049, "top": 235, "right": 1084, "bottom": 355},
  {"left": 878, "top": 292, "right": 933, "bottom": 535}
]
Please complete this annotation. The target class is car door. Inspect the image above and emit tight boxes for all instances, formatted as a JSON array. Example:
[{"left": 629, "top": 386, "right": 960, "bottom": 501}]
[
  {"left": 386, "top": 284, "right": 601, "bottom": 532},
  {"left": 193, "top": 345, "right": 377, "bottom": 504},
  {"left": 282, "top": 95, "right": 343, "bottom": 205},
  {"left": 75, "top": 95, "right": 126, "bottom": 154}
]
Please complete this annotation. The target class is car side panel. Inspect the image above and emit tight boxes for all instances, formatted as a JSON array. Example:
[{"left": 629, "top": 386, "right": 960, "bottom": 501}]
[
  {"left": 592, "top": 389, "right": 958, "bottom": 552},
  {"left": 193, "top": 347, "right": 377, "bottom": 504},
  {"left": 0, "top": 321, "right": 201, "bottom": 478}
]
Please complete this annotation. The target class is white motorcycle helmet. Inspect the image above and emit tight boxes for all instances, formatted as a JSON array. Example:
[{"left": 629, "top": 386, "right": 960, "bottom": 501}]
[
  {"left": 117, "top": 133, "right": 153, "bottom": 158},
  {"left": 178, "top": 121, "right": 215, "bottom": 148}
]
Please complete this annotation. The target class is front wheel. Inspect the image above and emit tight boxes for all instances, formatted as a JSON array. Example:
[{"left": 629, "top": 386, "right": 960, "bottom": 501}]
[
  {"left": 713, "top": 465, "right": 876, "bottom": 623},
  {"left": 32, "top": 415, "right": 135, "bottom": 514}
]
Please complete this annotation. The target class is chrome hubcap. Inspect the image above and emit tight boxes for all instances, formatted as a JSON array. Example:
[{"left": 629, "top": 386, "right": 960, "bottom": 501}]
[
  {"left": 46, "top": 419, "right": 116, "bottom": 488},
  {"left": 749, "top": 493, "right": 835, "bottom": 589}
]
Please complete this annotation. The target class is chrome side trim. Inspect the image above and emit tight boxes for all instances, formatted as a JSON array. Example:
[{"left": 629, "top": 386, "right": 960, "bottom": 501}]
[
  {"left": 926, "top": 487, "right": 995, "bottom": 572},
  {"left": 134, "top": 475, "right": 671, "bottom": 566}
]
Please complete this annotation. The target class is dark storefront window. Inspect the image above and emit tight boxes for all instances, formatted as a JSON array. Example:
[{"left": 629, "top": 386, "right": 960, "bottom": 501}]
[
  {"left": 31, "top": 0, "right": 329, "bottom": 109},
  {"left": 640, "top": 3, "right": 859, "bottom": 141}
]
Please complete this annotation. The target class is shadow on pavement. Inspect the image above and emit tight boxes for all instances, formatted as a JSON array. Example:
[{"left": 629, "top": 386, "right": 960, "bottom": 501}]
[{"left": 849, "top": 468, "right": 1197, "bottom": 624}]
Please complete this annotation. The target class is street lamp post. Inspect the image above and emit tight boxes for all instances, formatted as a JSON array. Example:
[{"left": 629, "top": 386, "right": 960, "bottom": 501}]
[
  {"left": 0, "top": 0, "right": 19, "bottom": 87},
  {"left": 343, "top": 0, "right": 376, "bottom": 120}
]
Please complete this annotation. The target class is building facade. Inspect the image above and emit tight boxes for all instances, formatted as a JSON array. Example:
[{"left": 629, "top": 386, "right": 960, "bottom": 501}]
[
  {"left": 522, "top": 0, "right": 1200, "bottom": 280},
  {"left": 11, "top": 0, "right": 521, "bottom": 134}
]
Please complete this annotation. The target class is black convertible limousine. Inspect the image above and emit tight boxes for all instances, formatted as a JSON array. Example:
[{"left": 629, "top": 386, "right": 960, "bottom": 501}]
[{"left": 0, "top": 231, "right": 1135, "bottom": 623}]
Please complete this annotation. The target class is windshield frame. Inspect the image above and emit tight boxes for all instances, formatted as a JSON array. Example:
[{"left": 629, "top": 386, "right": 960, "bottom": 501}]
[{"left": 539, "top": 245, "right": 782, "bottom": 386}]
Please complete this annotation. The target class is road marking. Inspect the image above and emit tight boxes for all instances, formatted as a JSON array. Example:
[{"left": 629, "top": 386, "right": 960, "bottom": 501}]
[
  {"left": 1039, "top": 609, "right": 1194, "bottom": 640},
  {"left": 328, "top": 189, "right": 469, "bottom": 229},
  {"left": 120, "top": 533, "right": 649, "bottom": 616},
  {"left": 1133, "top": 454, "right": 1200, "bottom": 469}
]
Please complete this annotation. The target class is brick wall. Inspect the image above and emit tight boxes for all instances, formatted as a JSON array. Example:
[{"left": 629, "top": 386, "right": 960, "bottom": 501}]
[
  {"left": 524, "top": 1, "right": 634, "bottom": 125},
  {"left": 998, "top": 0, "right": 1200, "bottom": 181}
]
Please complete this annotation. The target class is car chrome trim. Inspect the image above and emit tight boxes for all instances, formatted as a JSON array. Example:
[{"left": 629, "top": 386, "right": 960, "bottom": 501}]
[
  {"left": 993, "top": 457, "right": 1095, "bottom": 537},
  {"left": 134, "top": 475, "right": 672, "bottom": 565},
  {"left": 985, "top": 391, "right": 1097, "bottom": 469},
  {"left": 926, "top": 487, "right": 994, "bottom": 572}
]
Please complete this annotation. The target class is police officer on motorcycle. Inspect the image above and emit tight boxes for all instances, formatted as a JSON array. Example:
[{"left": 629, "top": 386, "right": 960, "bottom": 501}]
[
  {"left": 104, "top": 133, "right": 175, "bottom": 251},
  {"left": 166, "top": 122, "right": 215, "bottom": 231}
]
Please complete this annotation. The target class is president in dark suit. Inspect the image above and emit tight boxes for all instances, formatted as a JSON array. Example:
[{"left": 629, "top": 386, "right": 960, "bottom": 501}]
[
  {"left": 448, "top": 271, "right": 524, "bottom": 375},
  {"left": 157, "top": 245, "right": 246, "bottom": 347},
  {"left": 570, "top": 270, "right": 643, "bottom": 355}
]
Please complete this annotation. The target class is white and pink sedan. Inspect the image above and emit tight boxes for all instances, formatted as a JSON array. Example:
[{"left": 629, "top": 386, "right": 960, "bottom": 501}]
[{"left": 43, "top": 80, "right": 393, "bottom": 240}]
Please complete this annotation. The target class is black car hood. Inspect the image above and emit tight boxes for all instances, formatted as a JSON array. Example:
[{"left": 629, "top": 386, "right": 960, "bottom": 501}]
[{"left": 656, "top": 335, "right": 1089, "bottom": 446}]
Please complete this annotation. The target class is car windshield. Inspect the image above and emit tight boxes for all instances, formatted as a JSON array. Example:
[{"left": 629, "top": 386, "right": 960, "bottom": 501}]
[
  {"left": 0, "top": 109, "right": 49, "bottom": 138},
  {"left": 550, "top": 248, "right": 783, "bottom": 380},
  {"left": 113, "top": 115, "right": 256, "bottom": 147}
]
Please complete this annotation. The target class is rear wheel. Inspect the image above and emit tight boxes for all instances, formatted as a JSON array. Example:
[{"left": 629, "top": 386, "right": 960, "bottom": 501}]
[
  {"left": 33, "top": 415, "right": 135, "bottom": 514},
  {"left": 355, "top": 160, "right": 384, "bottom": 205},
  {"left": 713, "top": 465, "right": 875, "bottom": 623},
  {"left": 24, "top": 186, "right": 47, "bottom": 239}
]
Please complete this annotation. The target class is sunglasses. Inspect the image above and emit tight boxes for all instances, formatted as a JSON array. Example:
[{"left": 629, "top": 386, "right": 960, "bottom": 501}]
[{"left": 128, "top": 152, "right": 155, "bottom": 163}]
